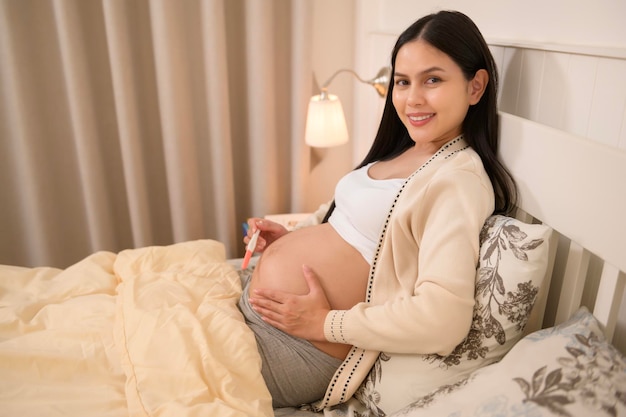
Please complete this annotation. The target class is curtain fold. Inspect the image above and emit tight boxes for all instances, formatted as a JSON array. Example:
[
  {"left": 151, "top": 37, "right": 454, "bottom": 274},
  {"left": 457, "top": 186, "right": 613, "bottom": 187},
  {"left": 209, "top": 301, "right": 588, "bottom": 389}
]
[
  {"left": 244, "top": 1, "right": 279, "bottom": 216},
  {"left": 102, "top": 0, "right": 153, "bottom": 247},
  {"left": 201, "top": 0, "right": 237, "bottom": 255},
  {"left": 0, "top": 0, "right": 313, "bottom": 268},
  {"left": 53, "top": 0, "right": 117, "bottom": 251},
  {"left": 149, "top": 0, "right": 206, "bottom": 243},
  {"left": 289, "top": 0, "right": 313, "bottom": 212}
]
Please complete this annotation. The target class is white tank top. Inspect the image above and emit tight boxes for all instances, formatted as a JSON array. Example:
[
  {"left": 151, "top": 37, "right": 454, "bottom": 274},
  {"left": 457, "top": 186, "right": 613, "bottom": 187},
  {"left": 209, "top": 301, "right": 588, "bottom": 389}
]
[{"left": 328, "top": 162, "right": 405, "bottom": 264}]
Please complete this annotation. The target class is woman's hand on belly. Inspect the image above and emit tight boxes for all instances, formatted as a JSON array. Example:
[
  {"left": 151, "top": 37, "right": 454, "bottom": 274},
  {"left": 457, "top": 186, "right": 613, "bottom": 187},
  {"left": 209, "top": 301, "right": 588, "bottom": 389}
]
[{"left": 249, "top": 264, "right": 329, "bottom": 342}]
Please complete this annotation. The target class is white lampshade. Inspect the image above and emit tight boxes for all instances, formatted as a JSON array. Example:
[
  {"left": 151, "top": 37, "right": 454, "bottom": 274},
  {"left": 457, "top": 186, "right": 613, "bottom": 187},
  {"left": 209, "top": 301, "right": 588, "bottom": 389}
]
[{"left": 304, "top": 93, "right": 349, "bottom": 147}]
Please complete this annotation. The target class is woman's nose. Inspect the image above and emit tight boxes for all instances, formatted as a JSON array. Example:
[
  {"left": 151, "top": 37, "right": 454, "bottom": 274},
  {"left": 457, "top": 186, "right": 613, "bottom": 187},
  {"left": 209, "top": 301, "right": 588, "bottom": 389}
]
[{"left": 406, "top": 86, "right": 424, "bottom": 107}]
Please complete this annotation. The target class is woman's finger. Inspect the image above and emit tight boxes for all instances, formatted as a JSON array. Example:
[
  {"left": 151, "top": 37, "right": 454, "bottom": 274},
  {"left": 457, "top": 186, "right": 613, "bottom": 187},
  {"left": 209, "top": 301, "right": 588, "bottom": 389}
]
[
  {"left": 302, "top": 265, "right": 323, "bottom": 293},
  {"left": 252, "top": 288, "right": 288, "bottom": 305}
]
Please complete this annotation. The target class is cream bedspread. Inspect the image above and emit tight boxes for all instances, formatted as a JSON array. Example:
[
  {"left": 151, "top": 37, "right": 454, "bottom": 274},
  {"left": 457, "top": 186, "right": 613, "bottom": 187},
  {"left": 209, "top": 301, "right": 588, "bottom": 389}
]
[{"left": 0, "top": 240, "right": 273, "bottom": 417}]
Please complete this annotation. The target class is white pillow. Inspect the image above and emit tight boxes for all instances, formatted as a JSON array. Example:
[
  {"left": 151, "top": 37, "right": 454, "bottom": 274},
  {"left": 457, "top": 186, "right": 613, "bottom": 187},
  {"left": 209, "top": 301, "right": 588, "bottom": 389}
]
[
  {"left": 354, "top": 215, "right": 553, "bottom": 416},
  {"left": 392, "top": 307, "right": 626, "bottom": 417}
]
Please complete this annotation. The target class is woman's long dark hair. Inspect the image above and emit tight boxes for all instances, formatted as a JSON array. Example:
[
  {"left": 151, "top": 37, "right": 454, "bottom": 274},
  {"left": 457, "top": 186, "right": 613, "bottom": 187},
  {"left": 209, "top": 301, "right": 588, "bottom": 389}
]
[{"left": 323, "top": 10, "right": 517, "bottom": 222}]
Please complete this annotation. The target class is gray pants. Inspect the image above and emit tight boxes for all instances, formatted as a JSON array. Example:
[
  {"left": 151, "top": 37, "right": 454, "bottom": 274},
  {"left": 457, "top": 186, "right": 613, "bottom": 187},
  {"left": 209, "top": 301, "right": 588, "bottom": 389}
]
[{"left": 238, "top": 274, "right": 342, "bottom": 408}]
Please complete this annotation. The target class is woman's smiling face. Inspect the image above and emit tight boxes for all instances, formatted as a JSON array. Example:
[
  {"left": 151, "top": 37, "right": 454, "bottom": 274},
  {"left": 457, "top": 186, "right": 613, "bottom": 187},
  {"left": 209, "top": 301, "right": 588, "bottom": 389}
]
[{"left": 392, "top": 39, "right": 486, "bottom": 149}]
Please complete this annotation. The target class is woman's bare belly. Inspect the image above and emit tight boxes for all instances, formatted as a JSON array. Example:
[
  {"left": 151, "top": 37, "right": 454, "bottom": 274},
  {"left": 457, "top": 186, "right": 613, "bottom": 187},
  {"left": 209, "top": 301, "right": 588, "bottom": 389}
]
[{"left": 249, "top": 223, "right": 370, "bottom": 360}]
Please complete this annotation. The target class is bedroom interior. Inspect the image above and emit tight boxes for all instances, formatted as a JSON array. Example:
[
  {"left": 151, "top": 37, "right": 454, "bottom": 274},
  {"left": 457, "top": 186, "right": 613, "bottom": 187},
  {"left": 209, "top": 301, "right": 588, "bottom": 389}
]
[{"left": 0, "top": 0, "right": 625, "bottom": 416}]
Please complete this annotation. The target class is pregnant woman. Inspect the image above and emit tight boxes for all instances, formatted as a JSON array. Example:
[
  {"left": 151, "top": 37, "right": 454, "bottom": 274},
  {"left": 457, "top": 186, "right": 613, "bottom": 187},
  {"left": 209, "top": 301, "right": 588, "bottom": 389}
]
[{"left": 239, "top": 10, "right": 518, "bottom": 409}]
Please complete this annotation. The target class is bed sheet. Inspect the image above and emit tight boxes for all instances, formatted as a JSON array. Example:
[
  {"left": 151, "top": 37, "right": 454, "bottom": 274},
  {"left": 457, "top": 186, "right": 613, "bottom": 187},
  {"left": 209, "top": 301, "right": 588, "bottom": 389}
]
[{"left": 0, "top": 240, "right": 273, "bottom": 417}]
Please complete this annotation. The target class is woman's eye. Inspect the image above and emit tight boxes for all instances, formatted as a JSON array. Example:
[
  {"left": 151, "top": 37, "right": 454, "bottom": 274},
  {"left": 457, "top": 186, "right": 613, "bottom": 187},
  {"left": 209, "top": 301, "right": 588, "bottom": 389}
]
[
  {"left": 394, "top": 79, "right": 409, "bottom": 86},
  {"left": 425, "top": 77, "right": 441, "bottom": 85}
]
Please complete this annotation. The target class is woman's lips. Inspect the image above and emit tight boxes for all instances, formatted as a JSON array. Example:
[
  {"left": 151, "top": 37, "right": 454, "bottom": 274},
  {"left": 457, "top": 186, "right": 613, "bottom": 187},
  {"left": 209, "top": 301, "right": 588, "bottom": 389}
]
[{"left": 407, "top": 113, "right": 435, "bottom": 127}]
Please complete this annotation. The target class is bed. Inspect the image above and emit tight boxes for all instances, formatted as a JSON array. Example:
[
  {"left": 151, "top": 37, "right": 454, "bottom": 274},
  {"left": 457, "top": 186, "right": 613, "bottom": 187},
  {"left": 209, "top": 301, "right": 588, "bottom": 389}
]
[{"left": 1, "top": 112, "right": 625, "bottom": 417}]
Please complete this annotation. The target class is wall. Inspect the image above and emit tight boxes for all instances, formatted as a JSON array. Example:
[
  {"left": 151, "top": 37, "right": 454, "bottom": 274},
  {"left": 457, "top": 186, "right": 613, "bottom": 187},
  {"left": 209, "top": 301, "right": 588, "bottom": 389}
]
[
  {"left": 373, "top": 0, "right": 626, "bottom": 49},
  {"left": 302, "top": 0, "right": 355, "bottom": 212}
]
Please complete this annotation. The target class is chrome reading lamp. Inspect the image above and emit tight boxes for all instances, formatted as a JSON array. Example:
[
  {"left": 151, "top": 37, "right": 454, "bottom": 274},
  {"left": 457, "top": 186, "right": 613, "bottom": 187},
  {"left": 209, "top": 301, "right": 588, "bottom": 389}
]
[{"left": 304, "top": 66, "right": 391, "bottom": 147}]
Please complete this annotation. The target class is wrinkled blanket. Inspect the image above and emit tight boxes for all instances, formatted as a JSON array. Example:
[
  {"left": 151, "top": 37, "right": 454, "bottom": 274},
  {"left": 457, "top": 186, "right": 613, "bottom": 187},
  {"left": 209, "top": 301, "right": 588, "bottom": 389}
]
[{"left": 0, "top": 240, "right": 273, "bottom": 417}]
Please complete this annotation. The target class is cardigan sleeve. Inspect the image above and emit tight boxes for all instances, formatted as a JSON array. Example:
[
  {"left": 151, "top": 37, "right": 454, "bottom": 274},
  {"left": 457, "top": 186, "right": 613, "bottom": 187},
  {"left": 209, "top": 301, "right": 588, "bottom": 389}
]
[{"left": 324, "top": 163, "right": 494, "bottom": 355}]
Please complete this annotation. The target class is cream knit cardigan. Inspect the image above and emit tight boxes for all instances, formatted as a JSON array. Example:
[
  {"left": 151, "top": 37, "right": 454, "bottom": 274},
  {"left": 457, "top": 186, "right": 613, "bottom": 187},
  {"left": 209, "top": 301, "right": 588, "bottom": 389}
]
[{"left": 302, "top": 137, "right": 495, "bottom": 409}]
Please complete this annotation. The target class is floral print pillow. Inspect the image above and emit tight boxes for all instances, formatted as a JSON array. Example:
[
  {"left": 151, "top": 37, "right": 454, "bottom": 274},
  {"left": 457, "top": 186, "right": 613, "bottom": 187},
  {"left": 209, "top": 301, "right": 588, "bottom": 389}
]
[
  {"left": 354, "top": 215, "right": 553, "bottom": 416},
  {"left": 392, "top": 307, "right": 626, "bottom": 417}
]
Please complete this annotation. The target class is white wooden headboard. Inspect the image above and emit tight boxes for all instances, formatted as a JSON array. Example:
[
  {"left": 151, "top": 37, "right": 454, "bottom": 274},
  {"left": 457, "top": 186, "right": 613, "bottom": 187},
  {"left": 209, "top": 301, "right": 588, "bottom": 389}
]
[{"left": 499, "top": 112, "right": 626, "bottom": 352}]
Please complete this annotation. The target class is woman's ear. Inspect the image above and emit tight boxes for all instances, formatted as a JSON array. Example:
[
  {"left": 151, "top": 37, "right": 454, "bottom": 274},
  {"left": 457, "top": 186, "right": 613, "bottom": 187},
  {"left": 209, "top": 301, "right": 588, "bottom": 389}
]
[{"left": 468, "top": 69, "right": 489, "bottom": 105}]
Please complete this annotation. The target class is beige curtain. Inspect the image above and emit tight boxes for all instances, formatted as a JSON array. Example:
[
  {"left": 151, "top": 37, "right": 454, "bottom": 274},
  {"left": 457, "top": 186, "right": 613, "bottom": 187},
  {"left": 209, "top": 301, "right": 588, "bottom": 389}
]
[{"left": 0, "top": 0, "right": 313, "bottom": 268}]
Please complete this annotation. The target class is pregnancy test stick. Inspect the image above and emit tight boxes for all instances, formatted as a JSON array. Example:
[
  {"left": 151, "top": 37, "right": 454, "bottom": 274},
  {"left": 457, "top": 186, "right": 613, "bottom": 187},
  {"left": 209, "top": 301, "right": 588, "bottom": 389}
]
[{"left": 241, "top": 229, "right": 260, "bottom": 269}]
